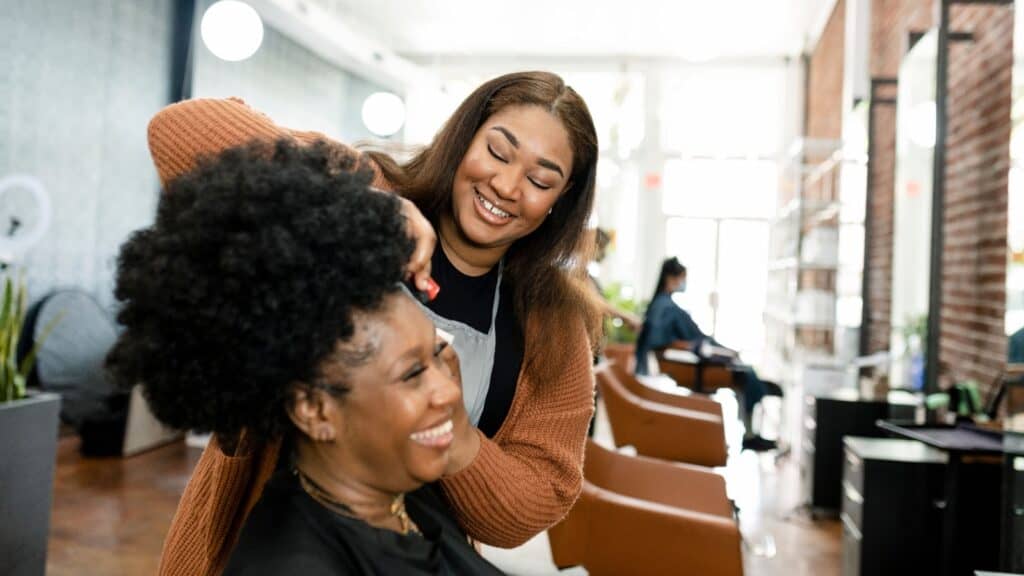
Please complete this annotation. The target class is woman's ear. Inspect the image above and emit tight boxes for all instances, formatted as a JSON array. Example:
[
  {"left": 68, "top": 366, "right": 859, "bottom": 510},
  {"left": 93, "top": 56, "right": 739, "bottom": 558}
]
[{"left": 287, "top": 384, "right": 339, "bottom": 443}]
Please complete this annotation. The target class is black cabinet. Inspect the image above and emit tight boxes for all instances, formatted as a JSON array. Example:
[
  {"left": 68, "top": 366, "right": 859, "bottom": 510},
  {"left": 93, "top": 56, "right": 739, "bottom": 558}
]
[
  {"left": 1002, "top": 435, "right": 1024, "bottom": 571},
  {"left": 841, "top": 437, "right": 947, "bottom": 576},
  {"left": 801, "top": 390, "right": 917, "bottom": 512}
]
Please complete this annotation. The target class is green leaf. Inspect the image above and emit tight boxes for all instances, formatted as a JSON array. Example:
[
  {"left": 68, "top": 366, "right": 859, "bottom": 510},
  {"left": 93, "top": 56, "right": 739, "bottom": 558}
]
[
  {"left": 13, "top": 373, "right": 25, "bottom": 399},
  {"left": 0, "top": 273, "right": 39, "bottom": 402},
  {"left": 18, "top": 309, "right": 65, "bottom": 381},
  {"left": 0, "top": 277, "right": 13, "bottom": 400}
]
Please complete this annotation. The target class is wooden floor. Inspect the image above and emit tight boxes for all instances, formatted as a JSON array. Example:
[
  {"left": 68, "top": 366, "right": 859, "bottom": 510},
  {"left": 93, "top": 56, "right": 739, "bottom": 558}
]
[
  {"left": 46, "top": 432, "right": 841, "bottom": 576},
  {"left": 46, "top": 436, "right": 201, "bottom": 576}
]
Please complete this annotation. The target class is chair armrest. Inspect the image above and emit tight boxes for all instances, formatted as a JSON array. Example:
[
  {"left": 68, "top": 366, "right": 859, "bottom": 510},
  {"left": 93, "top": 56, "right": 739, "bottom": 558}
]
[
  {"left": 581, "top": 484, "right": 743, "bottom": 576},
  {"left": 585, "top": 444, "right": 731, "bottom": 517},
  {"left": 633, "top": 381, "right": 724, "bottom": 418},
  {"left": 609, "top": 396, "right": 728, "bottom": 468}
]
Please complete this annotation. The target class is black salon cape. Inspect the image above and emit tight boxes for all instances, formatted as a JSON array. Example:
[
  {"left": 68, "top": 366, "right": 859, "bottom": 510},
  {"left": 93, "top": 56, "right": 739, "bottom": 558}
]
[{"left": 222, "top": 471, "right": 505, "bottom": 575}]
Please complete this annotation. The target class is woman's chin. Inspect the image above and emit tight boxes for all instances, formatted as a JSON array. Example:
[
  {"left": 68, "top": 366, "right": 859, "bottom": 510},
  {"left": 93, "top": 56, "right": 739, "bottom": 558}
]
[{"left": 406, "top": 453, "right": 450, "bottom": 485}]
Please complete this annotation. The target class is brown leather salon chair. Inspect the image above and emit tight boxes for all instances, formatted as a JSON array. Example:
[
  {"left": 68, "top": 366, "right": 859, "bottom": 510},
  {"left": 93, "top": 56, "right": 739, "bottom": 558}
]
[
  {"left": 656, "top": 340, "right": 734, "bottom": 393},
  {"left": 595, "top": 363, "right": 728, "bottom": 468},
  {"left": 549, "top": 440, "right": 743, "bottom": 576},
  {"left": 606, "top": 359, "right": 723, "bottom": 419},
  {"left": 601, "top": 342, "right": 636, "bottom": 373}
]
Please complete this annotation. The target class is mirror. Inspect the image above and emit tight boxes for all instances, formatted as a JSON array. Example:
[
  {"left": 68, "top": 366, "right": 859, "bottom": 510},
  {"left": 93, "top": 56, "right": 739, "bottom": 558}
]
[
  {"left": 1009, "top": 3, "right": 1024, "bottom": 367},
  {"left": 889, "top": 30, "right": 937, "bottom": 390}
]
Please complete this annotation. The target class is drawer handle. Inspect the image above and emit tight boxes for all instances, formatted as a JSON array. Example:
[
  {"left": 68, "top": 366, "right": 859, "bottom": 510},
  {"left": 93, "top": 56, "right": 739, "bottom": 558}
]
[
  {"left": 840, "top": 512, "right": 863, "bottom": 540},
  {"left": 843, "top": 480, "right": 863, "bottom": 505},
  {"left": 846, "top": 452, "right": 861, "bottom": 470}
]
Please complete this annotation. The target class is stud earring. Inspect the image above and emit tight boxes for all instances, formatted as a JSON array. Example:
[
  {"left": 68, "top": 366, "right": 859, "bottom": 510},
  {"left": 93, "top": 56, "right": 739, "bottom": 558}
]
[{"left": 548, "top": 207, "right": 553, "bottom": 215}]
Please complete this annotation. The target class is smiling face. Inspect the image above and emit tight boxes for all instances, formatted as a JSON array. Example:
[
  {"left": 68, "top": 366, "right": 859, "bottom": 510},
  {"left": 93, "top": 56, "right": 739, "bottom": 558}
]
[
  {"left": 447, "top": 104, "right": 575, "bottom": 254},
  {"left": 316, "top": 293, "right": 461, "bottom": 493}
]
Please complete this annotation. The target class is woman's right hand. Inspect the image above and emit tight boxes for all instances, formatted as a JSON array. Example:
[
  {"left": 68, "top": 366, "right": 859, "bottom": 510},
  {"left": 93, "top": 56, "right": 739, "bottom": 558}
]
[{"left": 399, "top": 197, "right": 436, "bottom": 293}]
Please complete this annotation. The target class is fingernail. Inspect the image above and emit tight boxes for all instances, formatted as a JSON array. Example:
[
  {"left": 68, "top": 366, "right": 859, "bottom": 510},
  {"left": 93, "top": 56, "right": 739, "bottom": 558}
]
[{"left": 425, "top": 278, "right": 440, "bottom": 301}]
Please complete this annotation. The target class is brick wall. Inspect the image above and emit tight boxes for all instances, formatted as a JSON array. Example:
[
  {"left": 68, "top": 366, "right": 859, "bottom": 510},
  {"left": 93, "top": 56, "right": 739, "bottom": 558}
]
[
  {"left": 817, "top": 0, "right": 1012, "bottom": 397},
  {"left": 940, "top": 4, "right": 1013, "bottom": 390},
  {"left": 806, "top": 0, "right": 846, "bottom": 146},
  {"left": 859, "top": 0, "right": 1011, "bottom": 393}
]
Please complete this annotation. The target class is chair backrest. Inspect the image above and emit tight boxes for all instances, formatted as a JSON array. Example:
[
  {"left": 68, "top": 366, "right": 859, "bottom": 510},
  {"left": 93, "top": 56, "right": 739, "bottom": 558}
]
[
  {"left": 602, "top": 343, "right": 635, "bottom": 373},
  {"left": 594, "top": 364, "right": 641, "bottom": 442},
  {"left": 595, "top": 363, "right": 728, "bottom": 467},
  {"left": 656, "top": 353, "right": 733, "bottom": 392},
  {"left": 550, "top": 440, "right": 743, "bottom": 576},
  {"left": 583, "top": 440, "right": 732, "bottom": 517},
  {"left": 19, "top": 289, "right": 123, "bottom": 428},
  {"left": 607, "top": 360, "right": 722, "bottom": 417}
]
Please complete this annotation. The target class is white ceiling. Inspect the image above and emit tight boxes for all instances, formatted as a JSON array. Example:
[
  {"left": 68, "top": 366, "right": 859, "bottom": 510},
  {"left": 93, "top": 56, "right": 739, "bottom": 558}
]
[{"left": 303, "top": 0, "right": 837, "bottom": 62}]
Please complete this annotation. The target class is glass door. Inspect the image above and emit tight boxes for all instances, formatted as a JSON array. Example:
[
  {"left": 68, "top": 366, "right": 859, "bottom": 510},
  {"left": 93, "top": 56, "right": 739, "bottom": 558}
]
[{"left": 666, "top": 217, "right": 770, "bottom": 365}]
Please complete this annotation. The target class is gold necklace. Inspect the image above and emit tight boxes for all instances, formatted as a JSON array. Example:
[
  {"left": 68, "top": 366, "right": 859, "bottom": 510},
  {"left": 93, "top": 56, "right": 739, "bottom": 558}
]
[{"left": 293, "top": 468, "right": 420, "bottom": 535}]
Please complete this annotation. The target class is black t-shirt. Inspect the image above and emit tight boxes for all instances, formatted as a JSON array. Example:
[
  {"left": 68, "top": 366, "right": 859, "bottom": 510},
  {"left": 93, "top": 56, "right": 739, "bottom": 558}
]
[
  {"left": 426, "top": 248, "right": 524, "bottom": 438},
  {"left": 223, "top": 471, "right": 505, "bottom": 576}
]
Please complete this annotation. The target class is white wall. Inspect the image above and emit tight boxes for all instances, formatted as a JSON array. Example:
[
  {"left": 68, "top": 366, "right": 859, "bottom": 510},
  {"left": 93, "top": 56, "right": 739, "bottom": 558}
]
[{"left": 1, "top": 0, "right": 174, "bottom": 309}]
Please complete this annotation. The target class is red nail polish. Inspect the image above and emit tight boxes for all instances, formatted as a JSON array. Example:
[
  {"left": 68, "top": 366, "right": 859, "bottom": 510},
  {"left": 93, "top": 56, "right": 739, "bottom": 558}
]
[{"left": 425, "top": 278, "right": 440, "bottom": 301}]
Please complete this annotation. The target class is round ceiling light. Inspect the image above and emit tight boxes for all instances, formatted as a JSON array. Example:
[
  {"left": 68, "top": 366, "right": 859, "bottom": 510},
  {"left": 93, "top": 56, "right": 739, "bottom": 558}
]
[
  {"left": 201, "top": 1, "right": 264, "bottom": 62},
  {"left": 361, "top": 92, "right": 406, "bottom": 137}
]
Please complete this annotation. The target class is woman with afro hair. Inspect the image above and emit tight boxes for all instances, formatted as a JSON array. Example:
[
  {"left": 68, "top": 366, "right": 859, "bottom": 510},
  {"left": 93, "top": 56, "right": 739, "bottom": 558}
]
[
  {"left": 108, "top": 140, "right": 503, "bottom": 575},
  {"left": 146, "top": 71, "right": 604, "bottom": 575}
]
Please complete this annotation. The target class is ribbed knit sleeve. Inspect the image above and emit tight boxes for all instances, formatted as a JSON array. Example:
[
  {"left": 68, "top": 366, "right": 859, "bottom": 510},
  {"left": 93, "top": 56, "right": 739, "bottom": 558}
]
[
  {"left": 146, "top": 98, "right": 379, "bottom": 190},
  {"left": 158, "top": 435, "right": 280, "bottom": 576},
  {"left": 439, "top": 318, "right": 596, "bottom": 547}
]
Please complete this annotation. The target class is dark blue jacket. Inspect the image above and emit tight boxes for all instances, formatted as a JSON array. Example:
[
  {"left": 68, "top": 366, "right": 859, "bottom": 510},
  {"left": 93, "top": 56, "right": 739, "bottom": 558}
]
[{"left": 634, "top": 293, "right": 711, "bottom": 375}]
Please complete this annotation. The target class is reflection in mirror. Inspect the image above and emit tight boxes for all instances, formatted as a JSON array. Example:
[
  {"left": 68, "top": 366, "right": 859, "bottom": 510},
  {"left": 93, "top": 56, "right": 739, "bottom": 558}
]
[
  {"left": 1009, "top": 1, "right": 1024, "bottom": 367},
  {"left": 890, "top": 30, "right": 937, "bottom": 390}
]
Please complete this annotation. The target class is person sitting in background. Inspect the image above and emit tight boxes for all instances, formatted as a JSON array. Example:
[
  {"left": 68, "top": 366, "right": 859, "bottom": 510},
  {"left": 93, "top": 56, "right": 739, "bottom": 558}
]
[
  {"left": 1010, "top": 324, "right": 1024, "bottom": 364},
  {"left": 635, "top": 257, "right": 779, "bottom": 452},
  {"left": 106, "top": 141, "right": 503, "bottom": 575}
]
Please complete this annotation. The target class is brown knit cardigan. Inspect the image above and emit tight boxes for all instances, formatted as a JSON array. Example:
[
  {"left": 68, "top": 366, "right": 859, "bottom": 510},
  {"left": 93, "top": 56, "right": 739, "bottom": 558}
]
[{"left": 147, "top": 98, "right": 596, "bottom": 576}]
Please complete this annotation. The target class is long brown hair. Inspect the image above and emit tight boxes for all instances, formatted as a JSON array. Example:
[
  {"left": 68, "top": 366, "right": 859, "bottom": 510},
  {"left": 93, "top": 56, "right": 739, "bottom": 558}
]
[{"left": 365, "top": 71, "right": 602, "bottom": 381}]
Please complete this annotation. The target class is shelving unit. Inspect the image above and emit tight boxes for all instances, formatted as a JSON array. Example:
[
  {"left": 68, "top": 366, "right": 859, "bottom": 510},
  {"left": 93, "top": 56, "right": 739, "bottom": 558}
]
[
  {"left": 765, "top": 139, "right": 845, "bottom": 379},
  {"left": 765, "top": 138, "right": 868, "bottom": 449}
]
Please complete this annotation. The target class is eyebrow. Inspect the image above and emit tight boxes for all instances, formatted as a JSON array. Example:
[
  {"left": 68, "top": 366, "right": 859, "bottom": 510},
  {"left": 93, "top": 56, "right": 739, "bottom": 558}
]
[
  {"left": 490, "top": 126, "right": 565, "bottom": 179},
  {"left": 390, "top": 323, "right": 442, "bottom": 376}
]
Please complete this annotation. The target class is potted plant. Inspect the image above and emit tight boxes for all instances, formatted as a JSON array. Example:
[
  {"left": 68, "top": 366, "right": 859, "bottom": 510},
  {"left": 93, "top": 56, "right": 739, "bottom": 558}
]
[
  {"left": 903, "top": 314, "right": 928, "bottom": 391},
  {"left": 602, "top": 282, "right": 644, "bottom": 344},
  {"left": 0, "top": 274, "right": 62, "bottom": 576}
]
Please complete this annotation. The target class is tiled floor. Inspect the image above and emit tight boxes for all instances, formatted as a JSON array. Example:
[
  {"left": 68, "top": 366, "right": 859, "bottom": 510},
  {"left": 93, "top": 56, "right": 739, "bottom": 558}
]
[
  {"left": 46, "top": 392, "right": 841, "bottom": 575},
  {"left": 479, "top": 390, "right": 841, "bottom": 576}
]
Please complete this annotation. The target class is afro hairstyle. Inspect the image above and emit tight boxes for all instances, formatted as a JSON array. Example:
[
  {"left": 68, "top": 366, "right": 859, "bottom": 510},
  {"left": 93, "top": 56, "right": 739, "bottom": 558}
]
[{"left": 106, "top": 139, "right": 414, "bottom": 441}]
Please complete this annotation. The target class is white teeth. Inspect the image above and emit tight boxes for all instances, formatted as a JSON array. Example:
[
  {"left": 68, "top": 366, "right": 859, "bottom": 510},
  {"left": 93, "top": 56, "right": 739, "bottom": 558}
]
[
  {"left": 410, "top": 419, "right": 453, "bottom": 442},
  {"left": 476, "top": 192, "right": 511, "bottom": 218}
]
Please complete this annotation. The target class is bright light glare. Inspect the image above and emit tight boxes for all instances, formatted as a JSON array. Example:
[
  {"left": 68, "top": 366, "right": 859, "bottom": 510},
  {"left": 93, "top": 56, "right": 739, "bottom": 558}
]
[
  {"left": 201, "top": 1, "right": 264, "bottom": 62},
  {"left": 908, "top": 101, "right": 937, "bottom": 149},
  {"left": 362, "top": 92, "right": 406, "bottom": 137}
]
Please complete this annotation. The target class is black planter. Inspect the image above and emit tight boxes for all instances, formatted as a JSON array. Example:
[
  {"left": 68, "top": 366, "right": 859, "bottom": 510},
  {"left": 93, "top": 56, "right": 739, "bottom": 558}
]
[{"left": 0, "top": 392, "right": 61, "bottom": 576}]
